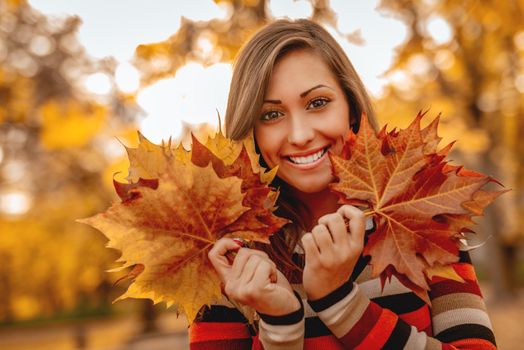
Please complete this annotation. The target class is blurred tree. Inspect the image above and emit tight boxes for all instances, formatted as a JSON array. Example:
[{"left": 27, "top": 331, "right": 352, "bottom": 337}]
[
  {"left": 0, "top": 0, "right": 139, "bottom": 323},
  {"left": 134, "top": 0, "right": 337, "bottom": 85},
  {"left": 377, "top": 0, "right": 524, "bottom": 297}
]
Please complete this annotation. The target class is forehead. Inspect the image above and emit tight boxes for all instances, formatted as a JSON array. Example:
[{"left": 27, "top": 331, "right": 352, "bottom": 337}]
[{"left": 267, "top": 48, "right": 339, "bottom": 95}]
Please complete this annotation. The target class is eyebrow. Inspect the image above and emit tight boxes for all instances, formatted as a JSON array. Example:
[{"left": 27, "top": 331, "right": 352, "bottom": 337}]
[{"left": 263, "top": 84, "right": 334, "bottom": 104}]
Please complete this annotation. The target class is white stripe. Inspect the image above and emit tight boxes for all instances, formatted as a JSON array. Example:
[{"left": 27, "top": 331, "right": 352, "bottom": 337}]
[
  {"left": 403, "top": 325, "right": 428, "bottom": 350},
  {"left": 359, "top": 275, "right": 412, "bottom": 299},
  {"left": 316, "top": 284, "right": 369, "bottom": 337},
  {"left": 258, "top": 318, "right": 305, "bottom": 350},
  {"left": 432, "top": 307, "right": 493, "bottom": 335}
]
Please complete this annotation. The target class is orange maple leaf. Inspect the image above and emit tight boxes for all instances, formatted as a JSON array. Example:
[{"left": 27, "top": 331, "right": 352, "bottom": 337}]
[
  {"left": 79, "top": 130, "right": 287, "bottom": 323},
  {"left": 330, "top": 112, "right": 506, "bottom": 300}
]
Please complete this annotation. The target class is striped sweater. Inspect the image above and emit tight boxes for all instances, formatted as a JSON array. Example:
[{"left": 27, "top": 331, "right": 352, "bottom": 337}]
[{"left": 189, "top": 250, "right": 496, "bottom": 349}]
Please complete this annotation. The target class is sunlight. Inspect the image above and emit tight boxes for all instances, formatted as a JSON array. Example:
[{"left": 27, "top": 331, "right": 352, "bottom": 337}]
[
  {"left": 268, "top": 0, "right": 313, "bottom": 19},
  {"left": 136, "top": 62, "right": 232, "bottom": 143},
  {"left": 83, "top": 72, "right": 112, "bottom": 95},
  {"left": 29, "top": 0, "right": 230, "bottom": 61},
  {"left": 115, "top": 62, "right": 140, "bottom": 93},
  {"left": 0, "top": 191, "right": 32, "bottom": 216},
  {"left": 426, "top": 16, "right": 453, "bottom": 45}
]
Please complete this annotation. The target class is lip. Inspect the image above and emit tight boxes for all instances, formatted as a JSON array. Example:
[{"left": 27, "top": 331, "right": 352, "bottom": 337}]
[
  {"left": 283, "top": 145, "right": 329, "bottom": 158},
  {"left": 283, "top": 146, "right": 330, "bottom": 170}
]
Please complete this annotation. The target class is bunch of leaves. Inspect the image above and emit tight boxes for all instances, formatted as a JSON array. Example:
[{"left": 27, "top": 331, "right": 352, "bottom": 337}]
[
  {"left": 329, "top": 112, "right": 507, "bottom": 301},
  {"left": 78, "top": 129, "right": 287, "bottom": 323}
]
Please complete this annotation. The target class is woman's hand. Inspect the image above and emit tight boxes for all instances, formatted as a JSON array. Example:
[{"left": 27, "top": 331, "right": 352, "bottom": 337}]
[
  {"left": 208, "top": 238, "right": 301, "bottom": 316},
  {"left": 301, "top": 205, "right": 366, "bottom": 300}
]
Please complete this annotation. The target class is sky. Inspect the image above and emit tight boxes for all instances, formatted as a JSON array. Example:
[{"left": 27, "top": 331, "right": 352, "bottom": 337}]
[{"left": 28, "top": 0, "right": 412, "bottom": 143}]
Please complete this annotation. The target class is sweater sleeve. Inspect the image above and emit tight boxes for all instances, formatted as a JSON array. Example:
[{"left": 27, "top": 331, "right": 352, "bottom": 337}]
[
  {"left": 188, "top": 302, "right": 254, "bottom": 350},
  {"left": 189, "top": 293, "right": 305, "bottom": 350},
  {"left": 307, "top": 251, "right": 497, "bottom": 349}
]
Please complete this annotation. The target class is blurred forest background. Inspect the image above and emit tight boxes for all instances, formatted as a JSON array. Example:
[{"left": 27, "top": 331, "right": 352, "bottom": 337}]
[{"left": 1, "top": 0, "right": 524, "bottom": 349}]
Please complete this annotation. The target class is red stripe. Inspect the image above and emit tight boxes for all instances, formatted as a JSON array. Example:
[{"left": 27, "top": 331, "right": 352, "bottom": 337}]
[
  {"left": 339, "top": 302, "right": 382, "bottom": 348},
  {"left": 304, "top": 335, "right": 346, "bottom": 349},
  {"left": 398, "top": 304, "right": 431, "bottom": 331},
  {"left": 189, "top": 322, "right": 251, "bottom": 343},
  {"left": 452, "top": 263, "right": 478, "bottom": 281},
  {"left": 423, "top": 324, "right": 433, "bottom": 337},
  {"left": 250, "top": 335, "right": 263, "bottom": 350},
  {"left": 449, "top": 338, "right": 497, "bottom": 350},
  {"left": 355, "top": 308, "right": 397, "bottom": 350},
  {"left": 430, "top": 279, "right": 482, "bottom": 299}
]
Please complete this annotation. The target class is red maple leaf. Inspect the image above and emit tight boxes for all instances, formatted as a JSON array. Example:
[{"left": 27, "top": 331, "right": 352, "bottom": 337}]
[{"left": 330, "top": 112, "right": 506, "bottom": 300}]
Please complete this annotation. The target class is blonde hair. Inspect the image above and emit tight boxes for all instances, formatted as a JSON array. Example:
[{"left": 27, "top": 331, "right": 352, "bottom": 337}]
[{"left": 224, "top": 19, "right": 378, "bottom": 273}]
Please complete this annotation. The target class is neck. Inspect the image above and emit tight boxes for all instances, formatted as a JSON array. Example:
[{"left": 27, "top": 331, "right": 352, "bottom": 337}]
[{"left": 290, "top": 187, "right": 340, "bottom": 231}]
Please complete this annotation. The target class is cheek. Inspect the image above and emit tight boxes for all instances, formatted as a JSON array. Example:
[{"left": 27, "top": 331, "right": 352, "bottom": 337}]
[{"left": 325, "top": 110, "right": 350, "bottom": 138}]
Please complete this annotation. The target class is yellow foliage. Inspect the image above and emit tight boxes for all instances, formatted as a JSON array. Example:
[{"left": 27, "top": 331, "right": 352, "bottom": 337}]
[
  {"left": 0, "top": 68, "right": 34, "bottom": 123},
  {"left": 40, "top": 100, "right": 106, "bottom": 150},
  {"left": 0, "top": 186, "right": 116, "bottom": 322},
  {"left": 5, "top": 0, "right": 26, "bottom": 11}
]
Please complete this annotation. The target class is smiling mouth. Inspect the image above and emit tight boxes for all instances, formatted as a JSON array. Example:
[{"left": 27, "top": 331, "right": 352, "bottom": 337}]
[{"left": 287, "top": 147, "right": 329, "bottom": 165}]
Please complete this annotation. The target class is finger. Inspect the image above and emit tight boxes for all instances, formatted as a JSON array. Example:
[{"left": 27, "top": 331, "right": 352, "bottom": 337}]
[
  {"left": 318, "top": 213, "right": 347, "bottom": 245},
  {"left": 311, "top": 224, "right": 333, "bottom": 254},
  {"left": 231, "top": 249, "right": 272, "bottom": 281},
  {"left": 208, "top": 238, "right": 242, "bottom": 277},
  {"left": 301, "top": 232, "right": 320, "bottom": 265},
  {"left": 251, "top": 259, "right": 277, "bottom": 290},
  {"left": 337, "top": 205, "right": 366, "bottom": 246},
  {"left": 238, "top": 254, "right": 262, "bottom": 285}
]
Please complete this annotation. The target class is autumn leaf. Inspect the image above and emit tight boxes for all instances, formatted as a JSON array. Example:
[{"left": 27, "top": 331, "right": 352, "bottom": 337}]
[
  {"left": 124, "top": 131, "right": 190, "bottom": 182},
  {"left": 79, "top": 129, "right": 287, "bottom": 323},
  {"left": 330, "top": 112, "right": 506, "bottom": 300}
]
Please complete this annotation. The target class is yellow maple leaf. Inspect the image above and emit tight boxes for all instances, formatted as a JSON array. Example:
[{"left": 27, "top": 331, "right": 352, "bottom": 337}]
[
  {"left": 425, "top": 265, "right": 465, "bottom": 283},
  {"left": 80, "top": 131, "right": 288, "bottom": 323}
]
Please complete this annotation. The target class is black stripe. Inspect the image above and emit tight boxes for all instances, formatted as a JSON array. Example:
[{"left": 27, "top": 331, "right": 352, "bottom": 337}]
[
  {"left": 459, "top": 250, "right": 472, "bottom": 263},
  {"left": 304, "top": 316, "right": 333, "bottom": 338},
  {"left": 193, "top": 339, "right": 252, "bottom": 349},
  {"left": 258, "top": 291, "right": 304, "bottom": 325},
  {"left": 196, "top": 305, "right": 248, "bottom": 323},
  {"left": 436, "top": 324, "right": 496, "bottom": 345},
  {"left": 307, "top": 279, "right": 354, "bottom": 312},
  {"left": 372, "top": 292, "right": 426, "bottom": 314},
  {"left": 382, "top": 319, "right": 412, "bottom": 349},
  {"left": 351, "top": 254, "right": 371, "bottom": 281}
]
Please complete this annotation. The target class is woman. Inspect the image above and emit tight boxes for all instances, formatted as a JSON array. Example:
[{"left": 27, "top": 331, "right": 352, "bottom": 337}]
[{"left": 189, "top": 19, "right": 496, "bottom": 350}]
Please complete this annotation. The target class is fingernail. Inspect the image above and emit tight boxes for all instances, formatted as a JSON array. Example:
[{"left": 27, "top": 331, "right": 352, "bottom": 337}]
[{"left": 232, "top": 238, "right": 248, "bottom": 247}]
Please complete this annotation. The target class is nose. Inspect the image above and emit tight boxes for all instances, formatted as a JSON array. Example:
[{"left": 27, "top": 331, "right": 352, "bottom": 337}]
[{"left": 287, "top": 115, "right": 315, "bottom": 147}]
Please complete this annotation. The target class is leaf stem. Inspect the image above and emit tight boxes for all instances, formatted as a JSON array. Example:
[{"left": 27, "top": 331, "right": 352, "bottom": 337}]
[
  {"left": 180, "top": 233, "right": 215, "bottom": 245},
  {"left": 363, "top": 209, "right": 375, "bottom": 217}
]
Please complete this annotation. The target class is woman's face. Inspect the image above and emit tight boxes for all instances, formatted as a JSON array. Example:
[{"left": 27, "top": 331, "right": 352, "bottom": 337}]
[{"left": 254, "top": 49, "right": 351, "bottom": 194}]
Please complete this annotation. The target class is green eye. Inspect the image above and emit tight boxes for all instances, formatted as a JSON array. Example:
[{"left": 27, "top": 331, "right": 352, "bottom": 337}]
[{"left": 260, "top": 110, "right": 283, "bottom": 121}]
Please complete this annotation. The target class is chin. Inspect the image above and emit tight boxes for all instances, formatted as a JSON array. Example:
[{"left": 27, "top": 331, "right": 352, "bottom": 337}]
[{"left": 285, "top": 175, "right": 333, "bottom": 194}]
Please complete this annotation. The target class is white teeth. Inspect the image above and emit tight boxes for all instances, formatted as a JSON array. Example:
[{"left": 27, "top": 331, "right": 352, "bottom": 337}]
[{"left": 289, "top": 148, "right": 326, "bottom": 164}]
